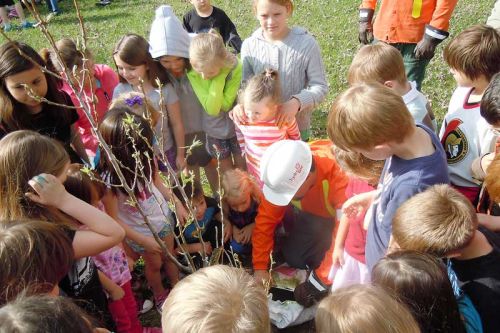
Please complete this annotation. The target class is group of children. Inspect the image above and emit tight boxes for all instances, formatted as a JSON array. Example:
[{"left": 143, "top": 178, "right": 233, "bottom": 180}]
[{"left": 0, "top": 0, "right": 500, "bottom": 332}]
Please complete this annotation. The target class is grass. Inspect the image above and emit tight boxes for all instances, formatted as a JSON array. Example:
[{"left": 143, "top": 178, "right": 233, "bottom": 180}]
[{"left": 3, "top": 0, "right": 493, "bottom": 137}]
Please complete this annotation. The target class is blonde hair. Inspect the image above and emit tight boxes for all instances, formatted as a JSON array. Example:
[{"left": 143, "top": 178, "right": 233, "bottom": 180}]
[
  {"left": 239, "top": 68, "right": 281, "bottom": 106},
  {"left": 315, "top": 284, "right": 420, "bottom": 333},
  {"left": 189, "top": 30, "right": 237, "bottom": 71},
  {"left": 161, "top": 265, "right": 270, "bottom": 333},
  {"left": 348, "top": 43, "right": 407, "bottom": 85},
  {"left": 332, "top": 145, "right": 384, "bottom": 185},
  {"left": 392, "top": 184, "right": 477, "bottom": 257},
  {"left": 253, "top": 0, "right": 293, "bottom": 13},
  {"left": 327, "top": 83, "right": 414, "bottom": 151},
  {"left": 110, "top": 92, "right": 160, "bottom": 127},
  {"left": 222, "top": 169, "right": 261, "bottom": 205}
]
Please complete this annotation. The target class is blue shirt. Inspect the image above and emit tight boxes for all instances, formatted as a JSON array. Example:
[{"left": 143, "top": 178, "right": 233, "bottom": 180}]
[{"left": 365, "top": 125, "right": 450, "bottom": 270}]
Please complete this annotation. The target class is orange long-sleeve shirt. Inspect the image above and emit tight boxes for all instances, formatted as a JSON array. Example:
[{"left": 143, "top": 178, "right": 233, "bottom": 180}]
[
  {"left": 361, "top": 0, "right": 458, "bottom": 43},
  {"left": 252, "top": 144, "right": 348, "bottom": 271}
]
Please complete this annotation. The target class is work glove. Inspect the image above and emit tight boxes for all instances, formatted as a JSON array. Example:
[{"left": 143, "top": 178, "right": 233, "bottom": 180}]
[
  {"left": 358, "top": 8, "right": 374, "bottom": 45},
  {"left": 414, "top": 24, "right": 449, "bottom": 60},
  {"left": 293, "top": 270, "right": 329, "bottom": 307}
]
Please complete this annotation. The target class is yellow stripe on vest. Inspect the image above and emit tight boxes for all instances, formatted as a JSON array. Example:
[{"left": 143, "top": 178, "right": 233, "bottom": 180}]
[
  {"left": 290, "top": 179, "right": 336, "bottom": 217},
  {"left": 412, "top": 0, "right": 423, "bottom": 19}
]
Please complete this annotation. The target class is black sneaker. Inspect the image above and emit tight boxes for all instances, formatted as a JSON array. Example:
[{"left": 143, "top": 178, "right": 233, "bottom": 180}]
[{"left": 293, "top": 271, "right": 329, "bottom": 307}]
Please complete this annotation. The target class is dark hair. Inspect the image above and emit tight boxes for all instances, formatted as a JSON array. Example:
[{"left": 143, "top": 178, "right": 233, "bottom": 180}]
[
  {"left": 0, "top": 41, "right": 70, "bottom": 131},
  {"left": 481, "top": 72, "right": 500, "bottom": 125},
  {"left": 113, "top": 34, "right": 169, "bottom": 87},
  {"left": 444, "top": 24, "right": 500, "bottom": 81},
  {"left": 239, "top": 68, "right": 281, "bottom": 105},
  {"left": 97, "top": 106, "right": 156, "bottom": 196},
  {"left": 64, "top": 164, "right": 105, "bottom": 204},
  {"left": 0, "top": 295, "right": 95, "bottom": 333},
  {"left": 175, "top": 180, "right": 204, "bottom": 207},
  {"left": 0, "top": 220, "right": 74, "bottom": 305},
  {"left": 372, "top": 251, "right": 466, "bottom": 333}
]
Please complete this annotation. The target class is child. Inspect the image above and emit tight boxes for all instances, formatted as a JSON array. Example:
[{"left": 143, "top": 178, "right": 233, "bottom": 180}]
[
  {"left": 149, "top": 5, "right": 216, "bottom": 191},
  {"left": 440, "top": 24, "right": 500, "bottom": 204},
  {"left": 112, "top": 34, "right": 185, "bottom": 172},
  {"left": 187, "top": 31, "right": 245, "bottom": 177},
  {"left": 235, "top": 69, "right": 300, "bottom": 186},
  {"left": 0, "top": 41, "right": 88, "bottom": 164},
  {"left": 97, "top": 107, "right": 185, "bottom": 311},
  {"left": 0, "top": 130, "right": 125, "bottom": 328},
  {"left": 183, "top": 0, "right": 242, "bottom": 53},
  {"left": 0, "top": 220, "right": 74, "bottom": 305},
  {"left": 327, "top": 83, "right": 449, "bottom": 270},
  {"left": 235, "top": 0, "right": 328, "bottom": 141},
  {"left": 348, "top": 42, "right": 435, "bottom": 131},
  {"left": 330, "top": 147, "right": 384, "bottom": 290},
  {"left": 315, "top": 284, "right": 420, "bottom": 333},
  {"left": 372, "top": 251, "right": 467, "bottom": 333},
  {"left": 222, "top": 169, "right": 261, "bottom": 256},
  {"left": 0, "top": 0, "right": 33, "bottom": 31},
  {"left": 161, "top": 265, "right": 270, "bottom": 333},
  {"left": 44, "top": 38, "right": 119, "bottom": 158},
  {"left": 392, "top": 184, "right": 500, "bottom": 332},
  {"left": 0, "top": 295, "right": 97, "bottom": 333},
  {"left": 64, "top": 164, "right": 142, "bottom": 333}
]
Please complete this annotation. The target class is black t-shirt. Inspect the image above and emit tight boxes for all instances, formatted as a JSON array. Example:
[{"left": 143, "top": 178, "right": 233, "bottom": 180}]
[
  {"left": 59, "top": 229, "right": 114, "bottom": 329},
  {"left": 183, "top": 6, "right": 242, "bottom": 53},
  {"left": 452, "top": 228, "right": 500, "bottom": 333}
]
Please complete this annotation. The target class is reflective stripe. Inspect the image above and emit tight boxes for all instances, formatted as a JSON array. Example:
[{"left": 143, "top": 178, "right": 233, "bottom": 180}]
[
  {"left": 412, "top": 0, "right": 423, "bottom": 19},
  {"left": 322, "top": 180, "right": 336, "bottom": 216},
  {"left": 308, "top": 271, "right": 326, "bottom": 291}
]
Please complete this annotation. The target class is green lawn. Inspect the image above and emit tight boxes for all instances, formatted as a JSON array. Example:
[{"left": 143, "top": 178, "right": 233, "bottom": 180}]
[{"left": 3, "top": 0, "right": 493, "bottom": 137}]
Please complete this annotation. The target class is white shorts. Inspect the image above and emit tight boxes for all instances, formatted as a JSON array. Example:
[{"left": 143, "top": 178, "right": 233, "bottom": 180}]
[{"left": 329, "top": 251, "right": 370, "bottom": 291}]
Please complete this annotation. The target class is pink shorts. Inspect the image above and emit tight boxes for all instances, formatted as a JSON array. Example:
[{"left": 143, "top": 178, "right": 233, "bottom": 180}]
[{"left": 329, "top": 251, "right": 370, "bottom": 291}]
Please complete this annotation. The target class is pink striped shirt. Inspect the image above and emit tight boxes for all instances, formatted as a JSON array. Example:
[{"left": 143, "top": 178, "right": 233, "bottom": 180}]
[{"left": 235, "top": 119, "right": 300, "bottom": 187}]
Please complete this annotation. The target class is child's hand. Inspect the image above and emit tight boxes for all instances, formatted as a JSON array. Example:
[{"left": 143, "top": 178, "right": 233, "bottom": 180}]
[
  {"left": 223, "top": 221, "right": 232, "bottom": 242},
  {"left": 230, "top": 104, "right": 248, "bottom": 125},
  {"left": 109, "top": 284, "right": 125, "bottom": 301},
  {"left": 276, "top": 98, "right": 300, "bottom": 128},
  {"left": 232, "top": 225, "right": 242, "bottom": 243},
  {"left": 26, "top": 173, "right": 70, "bottom": 207},
  {"left": 142, "top": 236, "right": 163, "bottom": 254},
  {"left": 341, "top": 191, "right": 374, "bottom": 219},
  {"left": 201, "top": 241, "right": 213, "bottom": 256},
  {"left": 332, "top": 246, "right": 345, "bottom": 268},
  {"left": 174, "top": 200, "right": 189, "bottom": 226},
  {"left": 239, "top": 223, "right": 255, "bottom": 244},
  {"left": 176, "top": 154, "right": 186, "bottom": 172}
]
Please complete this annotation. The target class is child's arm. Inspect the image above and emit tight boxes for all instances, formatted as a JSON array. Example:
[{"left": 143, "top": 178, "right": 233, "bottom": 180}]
[
  {"left": 70, "top": 125, "right": 90, "bottom": 164},
  {"left": 153, "top": 172, "right": 188, "bottom": 225},
  {"left": 235, "top": 124, "right": 246, "bottom": 155},
  {"left": 101, "top": 190, "right": 163, "bottom": 254},
  {"left": 98, "top": 270, "right": 124, "bottom": 301},
  {"left": 478, "top": 213, "right": 500, "bottom": 232},
  {"left": 27, "top": 174, "right": 125, "bottom": 259},
  {"left": 332, "top": 214, "right": 350, "bottom": 267},
  {"left": 342, "top": 190, "right": 377, "bottom": 220},
  {"left": 221, "top": 60, "right": 242, "bottom": 112},
  {"left": 166, "top": 100, "right": 186, "bottom": 171}
]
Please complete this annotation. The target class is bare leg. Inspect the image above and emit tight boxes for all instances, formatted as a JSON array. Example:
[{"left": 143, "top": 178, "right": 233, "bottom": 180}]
[
  {"left": 0, "top": 7, "right": 11, "bottom": 27},
  {"left": 162, "top": 234, "right": 179, "bottom": 286},
  {"left": 203, "top": 160, "right": 219, "bottom": 194},
  {"left": 142, "top": 251, "right": 165, "bottom": 298},
  {"left": 232, "top": 152, "right": 246, "bottom": 170}
]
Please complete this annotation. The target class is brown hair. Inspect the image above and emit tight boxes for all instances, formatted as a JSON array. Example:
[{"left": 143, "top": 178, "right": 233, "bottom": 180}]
[
  {"left": 64, "top": 164, "right": 105, "bottom": 205},
  {"left": 485, "top": 153, "right": 500, "bottom": 202},
  {"left": 348, "top": 43, "right": 407, "bottom": 85},
  {"left": 222, "top": 169, "right": 261, "bottom": 205},
  {"left": 0, "top": 295, "right": 95, "bottom": 333},
  {"left": 110, "top": 91, "right": 160, "bottom": 127},
  {"left": 113, "top": 34, "right": 169, "bottom": 86},
  {"left": 253, "top": 0, "right": 293, "bottom": 14},
  {"left": 315, "top": 284, "right": 420, "bottom": 333},
  {"left": 372, "top": 251, "right": 466, "bottom": 333},
  {"left": 162, "top": 265, "right": 270, "bottom": 333},
  {"left": 444, "top": 24, "right": 500, "bottom": 81},
  {"left": 332, "top": 145, "right": 384, "bottom": 185},
  {"left": 0, "top": 220, "right": 74, "bottom": 305},
  {"left": 97, "top": 107, "right": 156, "bottom": 196},
  {"left": 480, "top": 72, "right": 500, "bottom": 125},
  {"left": 392, "top": 184, "right": 477, "bottom": 257},
  {"left": 0, "top": 41, "right": 70, "bottom": 132},
  {"left": 189, "top": 30, "right": 237, "bottom": 71},
  {"left": 43, "top": 38, "right": 93, "bottom": 74},
  {"left": 0, "top": 130, "right": 73, "bottom": 225},
  {"left": 239, "top": 68, "right": 281, "bottom": 105},
  {"left": 327, "top": 83, "right": 414, "bottom": 151}
]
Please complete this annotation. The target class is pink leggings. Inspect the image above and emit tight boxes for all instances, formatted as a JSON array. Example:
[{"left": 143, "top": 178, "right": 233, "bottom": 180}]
[{"left": 107, "top": 281, "right": 142, "bottom": 333}]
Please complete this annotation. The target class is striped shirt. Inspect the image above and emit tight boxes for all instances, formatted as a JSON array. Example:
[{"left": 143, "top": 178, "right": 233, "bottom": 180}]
[{"left": 235, "top": 119, "right": 300, "bottom": 187}]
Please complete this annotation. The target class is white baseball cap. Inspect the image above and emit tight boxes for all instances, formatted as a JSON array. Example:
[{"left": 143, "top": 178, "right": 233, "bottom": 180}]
[{"left": 260, "top": 140, "right": 312, "bottom": 206}]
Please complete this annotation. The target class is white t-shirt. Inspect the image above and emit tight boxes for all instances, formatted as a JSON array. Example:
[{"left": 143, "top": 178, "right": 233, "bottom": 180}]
[{"left": 402, "top": 81, "right": 428, "bottom": 124}]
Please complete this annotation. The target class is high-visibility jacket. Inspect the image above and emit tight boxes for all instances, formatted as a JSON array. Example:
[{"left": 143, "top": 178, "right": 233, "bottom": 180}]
[
  {"left": 360, "top": 0, "right": 458, "bottom": 43},
  {"left": 252, "top": 140, "right": 348, "bottom": 283}
]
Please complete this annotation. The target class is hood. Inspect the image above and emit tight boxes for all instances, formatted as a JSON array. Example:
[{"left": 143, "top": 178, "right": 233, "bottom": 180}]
[{"left": 149, "top": 5, "right": 191, "bottom": 59}]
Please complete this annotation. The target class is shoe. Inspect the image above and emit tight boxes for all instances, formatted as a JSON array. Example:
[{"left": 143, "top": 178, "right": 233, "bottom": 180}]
[
  {"left": 293, "top": 271, "right": 329, "bottom": 307},
  {"left": 21, "top": 21, "right": 34, "bottom": 29},
  {"left": 96, "top": 0, "right": 111, "bottom": 6},
  {"left": 154, "top": 289, "right": 170, "bottom": 313},
  {"left": 8, "top": 9, "right": 18, "bottom": 18},
  {"left": 138, "top": 299, "right": 154, "bottom": 314}
]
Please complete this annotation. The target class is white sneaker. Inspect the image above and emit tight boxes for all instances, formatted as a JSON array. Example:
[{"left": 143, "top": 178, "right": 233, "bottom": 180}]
[{"left": 139, "top": 299, "right": 154, "bottom": 314}]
